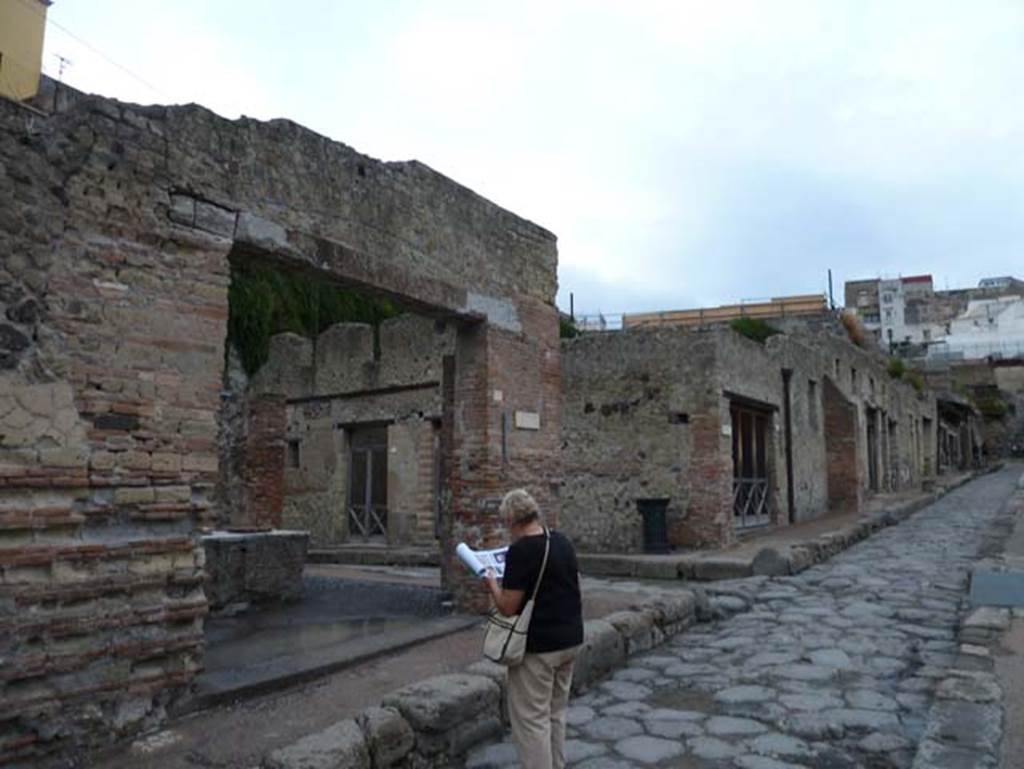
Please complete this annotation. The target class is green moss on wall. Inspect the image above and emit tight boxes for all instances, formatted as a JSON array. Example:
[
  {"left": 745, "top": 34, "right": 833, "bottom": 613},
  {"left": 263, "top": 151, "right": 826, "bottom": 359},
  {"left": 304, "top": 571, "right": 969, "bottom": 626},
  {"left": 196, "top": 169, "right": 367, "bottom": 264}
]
[
  {"left": 730, "top": 316, "right": 781, "bottom": 344},
  {"left": 227, "top": 265, "right": 402, "bottom": 376}
]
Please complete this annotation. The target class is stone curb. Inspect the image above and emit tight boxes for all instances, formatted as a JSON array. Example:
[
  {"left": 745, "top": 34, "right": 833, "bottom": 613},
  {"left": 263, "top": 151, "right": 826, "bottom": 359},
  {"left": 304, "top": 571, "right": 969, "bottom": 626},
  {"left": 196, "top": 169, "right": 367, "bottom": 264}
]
[
  {"left": 910, "top": 470, "right": 1023, "bottom": 769},
  {"left": 578, "top": 468, "right": 994, "bottom": 583},
  {"left": 260, "top": 587, "right": 726, "bottom": 768},
  {"left": 263, "top": 469, "right": 1002, "bottom": 768}
]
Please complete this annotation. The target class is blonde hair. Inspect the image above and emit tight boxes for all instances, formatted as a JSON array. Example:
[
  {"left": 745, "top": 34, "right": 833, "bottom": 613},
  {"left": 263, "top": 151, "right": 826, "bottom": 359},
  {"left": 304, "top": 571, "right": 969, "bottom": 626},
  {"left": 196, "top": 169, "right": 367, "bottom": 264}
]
[{"left": 499, "top": 488, "right": 541, "bottom": 527}]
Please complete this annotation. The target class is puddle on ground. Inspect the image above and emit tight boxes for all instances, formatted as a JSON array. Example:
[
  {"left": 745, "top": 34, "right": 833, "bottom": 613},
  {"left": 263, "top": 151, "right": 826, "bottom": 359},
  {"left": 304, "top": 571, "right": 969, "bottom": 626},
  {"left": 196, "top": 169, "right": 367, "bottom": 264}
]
[{"left": 205, "top": 616, "right": 416, "bottom": 670}]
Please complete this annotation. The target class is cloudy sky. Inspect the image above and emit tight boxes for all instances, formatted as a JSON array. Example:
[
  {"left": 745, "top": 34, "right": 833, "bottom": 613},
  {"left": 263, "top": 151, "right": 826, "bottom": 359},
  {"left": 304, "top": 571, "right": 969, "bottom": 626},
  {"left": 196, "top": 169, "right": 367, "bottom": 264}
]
[{"left": 38, "top": 1, "right": 1024, "bottom": 317}]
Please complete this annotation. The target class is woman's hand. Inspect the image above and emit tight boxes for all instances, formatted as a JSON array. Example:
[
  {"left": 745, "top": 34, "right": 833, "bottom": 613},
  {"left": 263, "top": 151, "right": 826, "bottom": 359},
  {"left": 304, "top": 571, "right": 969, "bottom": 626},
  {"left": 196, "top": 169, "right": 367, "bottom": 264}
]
[
  {"left": 483, "top": 569, "right": 500, "bottom": 597},
  {"left": 484, "top": 570, "right": 525, "bottom": 617}
]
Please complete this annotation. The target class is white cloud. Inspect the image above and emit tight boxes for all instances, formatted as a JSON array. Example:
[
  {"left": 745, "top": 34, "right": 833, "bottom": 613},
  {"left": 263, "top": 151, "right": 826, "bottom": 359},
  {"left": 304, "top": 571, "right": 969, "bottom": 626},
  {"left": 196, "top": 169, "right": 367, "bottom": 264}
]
[{"left": 40, "top": 0, "right": 1024, "bottom": 313}]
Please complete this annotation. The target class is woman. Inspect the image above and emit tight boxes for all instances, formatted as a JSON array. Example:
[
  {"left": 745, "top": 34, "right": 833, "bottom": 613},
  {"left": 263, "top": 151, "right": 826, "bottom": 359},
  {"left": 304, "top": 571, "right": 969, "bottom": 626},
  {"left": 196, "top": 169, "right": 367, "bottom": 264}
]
[{"left": 484, "top": 489, "right": 584, "bottom": 769}]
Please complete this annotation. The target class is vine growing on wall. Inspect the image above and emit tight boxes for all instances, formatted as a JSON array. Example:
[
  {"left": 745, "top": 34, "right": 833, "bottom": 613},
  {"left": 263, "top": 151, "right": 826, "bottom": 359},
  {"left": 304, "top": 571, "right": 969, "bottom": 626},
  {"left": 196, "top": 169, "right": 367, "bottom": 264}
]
[
  {"left": 227, "top": 265, "right": 402, "bottom": 376},
  {"left": 729, "top": 316, "right": 781, "bottom": 344}
]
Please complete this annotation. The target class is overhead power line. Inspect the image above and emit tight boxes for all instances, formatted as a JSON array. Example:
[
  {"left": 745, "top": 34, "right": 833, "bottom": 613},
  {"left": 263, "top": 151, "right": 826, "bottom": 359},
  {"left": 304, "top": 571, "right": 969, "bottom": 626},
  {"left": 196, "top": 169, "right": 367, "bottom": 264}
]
[{"left": 12, "top": 0, "right": 165, "bottom": 96}]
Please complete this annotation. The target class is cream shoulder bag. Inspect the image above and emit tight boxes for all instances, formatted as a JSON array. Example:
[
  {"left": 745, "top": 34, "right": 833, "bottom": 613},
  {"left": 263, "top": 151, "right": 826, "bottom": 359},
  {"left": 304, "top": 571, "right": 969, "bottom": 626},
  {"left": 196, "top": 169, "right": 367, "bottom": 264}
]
[{"left": 483, "top": 529, "right": 550, "bottom": 666}]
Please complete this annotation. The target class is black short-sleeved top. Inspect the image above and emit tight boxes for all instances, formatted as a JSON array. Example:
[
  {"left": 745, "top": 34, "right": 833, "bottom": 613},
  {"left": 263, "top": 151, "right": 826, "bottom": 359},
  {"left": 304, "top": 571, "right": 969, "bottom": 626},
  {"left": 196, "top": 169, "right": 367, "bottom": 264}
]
[{"left": 502, "top": 528, "right": 584, "bottom": 653}]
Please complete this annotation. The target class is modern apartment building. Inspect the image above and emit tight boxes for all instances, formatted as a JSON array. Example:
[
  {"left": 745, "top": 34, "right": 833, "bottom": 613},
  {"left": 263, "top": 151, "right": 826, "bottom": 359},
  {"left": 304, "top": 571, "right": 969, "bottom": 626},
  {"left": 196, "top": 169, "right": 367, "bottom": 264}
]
[{"left": 845, "top": 274, "right": 1024, "bottom": 359}]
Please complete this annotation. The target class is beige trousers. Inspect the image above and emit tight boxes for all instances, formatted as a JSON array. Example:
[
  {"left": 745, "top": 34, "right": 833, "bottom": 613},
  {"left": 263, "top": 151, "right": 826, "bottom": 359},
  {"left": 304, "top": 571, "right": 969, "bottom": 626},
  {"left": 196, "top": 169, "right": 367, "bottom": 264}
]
[{"left": 507, "top": 645, "right": 581, "bottom": 769}]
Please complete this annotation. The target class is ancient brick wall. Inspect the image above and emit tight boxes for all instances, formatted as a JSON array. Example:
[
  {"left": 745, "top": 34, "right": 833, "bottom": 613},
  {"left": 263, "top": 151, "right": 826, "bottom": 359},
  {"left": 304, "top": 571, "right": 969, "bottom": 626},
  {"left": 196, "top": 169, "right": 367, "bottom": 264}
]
[
  {"left": 444, "top": 299, "right": 562, "bottom": 612},
  {"left": 561, "top": 325, "right": 940, "bottom": 553},
  {"left": 717, "top": 331, "right": 832, "bottom": 527},
  {"left": 240, "top": 315, "right": 455, "bottom": 547},
  {"left": 823, "top": 376, "right": 861, "bottom": 513},
  {"left": 1, "top": 78, "right": 559, "bottom": 761},
  {"left": 809, "top": 333, "right": 937, "bottom": 494},
  {"left": 561, "top": 329, "right": 718, "bottom": 552}
]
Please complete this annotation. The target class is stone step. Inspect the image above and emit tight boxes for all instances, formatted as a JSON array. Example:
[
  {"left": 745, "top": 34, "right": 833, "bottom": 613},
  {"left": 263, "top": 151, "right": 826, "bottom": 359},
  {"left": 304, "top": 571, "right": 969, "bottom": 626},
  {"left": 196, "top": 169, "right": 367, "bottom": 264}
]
[{"left": 308, "top": 545, "right": 440, "bottom": 567}]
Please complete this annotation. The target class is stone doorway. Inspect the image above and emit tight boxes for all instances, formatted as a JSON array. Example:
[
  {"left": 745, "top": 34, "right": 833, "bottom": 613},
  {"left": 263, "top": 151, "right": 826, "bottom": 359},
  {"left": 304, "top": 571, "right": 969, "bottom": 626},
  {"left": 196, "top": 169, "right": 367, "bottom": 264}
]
[
  {"left": 347, "top": 425, "right": 389, "bottom": 541},
  {"left": 866, "top": 406, "right": 880, "bottom": 493},
  {"left": 730, "top": 400, "right": 773, "bottom": 529}
]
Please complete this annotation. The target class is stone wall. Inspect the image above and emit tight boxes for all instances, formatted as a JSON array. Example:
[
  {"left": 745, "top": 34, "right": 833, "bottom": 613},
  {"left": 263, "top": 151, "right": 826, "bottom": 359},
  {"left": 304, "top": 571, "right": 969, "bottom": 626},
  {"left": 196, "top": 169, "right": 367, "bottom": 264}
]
[
  {"left": 240, "top": 314, "right": 455, "bottom": 547},
  {"left": 1, "top": 77, "right": 560, "bottom": 761},
  {"left": 560, "top": 330, "right": 715, "bottom": 551},
  {"left": 202, "top": 531, "right": 308, "bottom": 612},
  {"left": 561, "top": 326, "right": 939, "bottom": 552}
]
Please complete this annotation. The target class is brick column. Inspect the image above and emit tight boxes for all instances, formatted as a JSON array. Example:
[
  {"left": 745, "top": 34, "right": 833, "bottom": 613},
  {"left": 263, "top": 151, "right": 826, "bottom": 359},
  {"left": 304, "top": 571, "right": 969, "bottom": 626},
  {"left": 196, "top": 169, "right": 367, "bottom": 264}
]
[
  {"left": 824, "top": 377, "right": 861, "bottom": 514},
  {"left": 443, "top": 300, "right": 562, "bottom": 612},
  {"left": 444, "top": 323, "right": 497, "bottom": 613},
  {"left": 238, "top": 394, "right": 286, "bottom": 529},
  {"left": 679, "top": 408, "right": 733, "bottom": 548}
]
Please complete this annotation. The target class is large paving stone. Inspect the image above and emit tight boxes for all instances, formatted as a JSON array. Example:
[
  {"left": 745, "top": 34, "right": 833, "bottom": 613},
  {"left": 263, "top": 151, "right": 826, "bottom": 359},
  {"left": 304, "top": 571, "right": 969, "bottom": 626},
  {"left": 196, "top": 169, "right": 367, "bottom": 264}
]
[
  {"left": 689, "top": 736, "right": 742, "bottom": 760},
  {"left": 465, "top": 741, "right": 519, "bottom": 769},
  {"left": 779, "top": 692, "right": 844, "bottom": 711},
  {"left": 859, "top": 732, "right": 912, "bottom": 752},
  {"left": 599, "top": 681, "right": 651, "bottom": 701},
  {"left": 644, "top": 719, "right": 703, "bottom": 739},
  {"left": 735, "top": 756, "right": 806, "bottom": 769},
  {"left": 752, "top": 546, "right": 792, "bottom": 577},
  {"left": 705, "top": 716, "right": 769, "bottom": 736},
  {"left": 710, "top": 595, "right": 750, "bottom": 615},
  {"left": 845, "top": 690, "right": 900, "bottom": 711},
  {"left": 602, "top": 701, "right": 651, "bottom": 717},
  {"left": 579, "top": 717, "right": 644, "bottom": 741},
  {"left": 663, "top": 662, "right": 718, "bottom": 677},
  {"left": 566, "top": 705, "right": 597, "bottom": 726},
  {"left": 604, "top": 611, "right": 661, "bottom": 655},
  {"left": 613, "top": 735, "right": 684, "bottom": 763},
  {"left": 715, "top": 685, "right": 776, "bottom": 704},
  {"left": 912, "top": 738, "right": 998, "bottom": 769},
  {"left": 962, "top": 607, "right": 1010, "bottom": 631},
  {"left": 574, "top": 757, "right": 638, "bottom": 769},
  {"left": 264, "top": 719, "right": 369, "bottom": 769},
  {"left": 745, "top": 651, "right": 801, "bottom": 668},
  {"left": 747, "top": 732, "right": 813, "bottom": 758},
  {"left": 574, "top": 620, "right": 627, "bottom": 691},
  {"left": 356, "top": 707, "right": 413, "bottom": 768},
  {"left": 612, "top": 666, "right": 658, "bottom": 683},
  {"left": 381, "top": 674, "right": 499, "bottom": 733},
  {"left": 920, "top": 701, "right": 1002, "bottom": 753},
  {"left": 565, "top": 739, "right": 609, "bottom": 763},
  {"left": 642, "top": 708, "right": 704, "bottom": 722},
  {"left": 692, "top": 557, "right": 754, "bottom": 581},
  {"left": 643, "top": 591, "right": 698, "bottom": 626},
  {"left": 785, "top": 713, "right": 843, "bottom": 740},
  {"left": 771, "top": 663, "right": 837, "bottom": 682},
  {"left": 807, "top": 649, "right": 854, "bottom": 670},
  {"left": 821, "top": 708, "right": 902, "bottom": 732},
  {"left": 935, "top": 672, "right": 1002, "bottom": 703}
]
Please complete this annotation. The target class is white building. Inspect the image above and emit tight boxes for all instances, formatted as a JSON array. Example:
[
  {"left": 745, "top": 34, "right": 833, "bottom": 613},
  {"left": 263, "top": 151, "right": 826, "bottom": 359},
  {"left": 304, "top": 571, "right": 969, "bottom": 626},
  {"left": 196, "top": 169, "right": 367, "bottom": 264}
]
[
  {"left": 878, "top": 275, "right": 934, "bottom": 346},
  {"left": 928, "top": 296, "right": 1024, "bottom": 360}
]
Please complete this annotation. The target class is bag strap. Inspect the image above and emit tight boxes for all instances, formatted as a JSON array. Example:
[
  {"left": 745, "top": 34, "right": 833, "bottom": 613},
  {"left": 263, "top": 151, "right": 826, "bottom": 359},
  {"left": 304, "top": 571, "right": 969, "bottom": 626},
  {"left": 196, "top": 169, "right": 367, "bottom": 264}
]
[{"left": 528, "top": 528, "right": 551, "bottom": 603}]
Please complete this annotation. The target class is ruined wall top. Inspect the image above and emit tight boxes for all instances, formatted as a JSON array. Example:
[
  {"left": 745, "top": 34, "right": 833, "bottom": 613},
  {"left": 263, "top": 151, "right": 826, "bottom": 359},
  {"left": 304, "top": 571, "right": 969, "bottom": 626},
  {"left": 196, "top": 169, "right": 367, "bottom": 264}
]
[{"left": 18, "top": 78, "right": 558, "bottom": 315}]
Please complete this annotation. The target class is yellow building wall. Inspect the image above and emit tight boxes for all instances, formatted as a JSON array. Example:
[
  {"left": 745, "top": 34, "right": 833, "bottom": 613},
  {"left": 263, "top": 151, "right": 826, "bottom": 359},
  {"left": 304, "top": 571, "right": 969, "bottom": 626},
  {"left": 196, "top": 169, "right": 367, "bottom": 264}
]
[{"left": 0, "top": 0, "right": 49, "bottom": 101}]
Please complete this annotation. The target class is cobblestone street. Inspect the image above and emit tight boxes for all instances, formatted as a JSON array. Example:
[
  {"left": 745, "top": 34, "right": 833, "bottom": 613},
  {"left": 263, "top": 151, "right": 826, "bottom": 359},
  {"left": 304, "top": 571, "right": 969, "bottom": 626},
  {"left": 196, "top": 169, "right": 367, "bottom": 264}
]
[{"left": 469, "top": 466, "right": 1022, "bottom": 769}]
